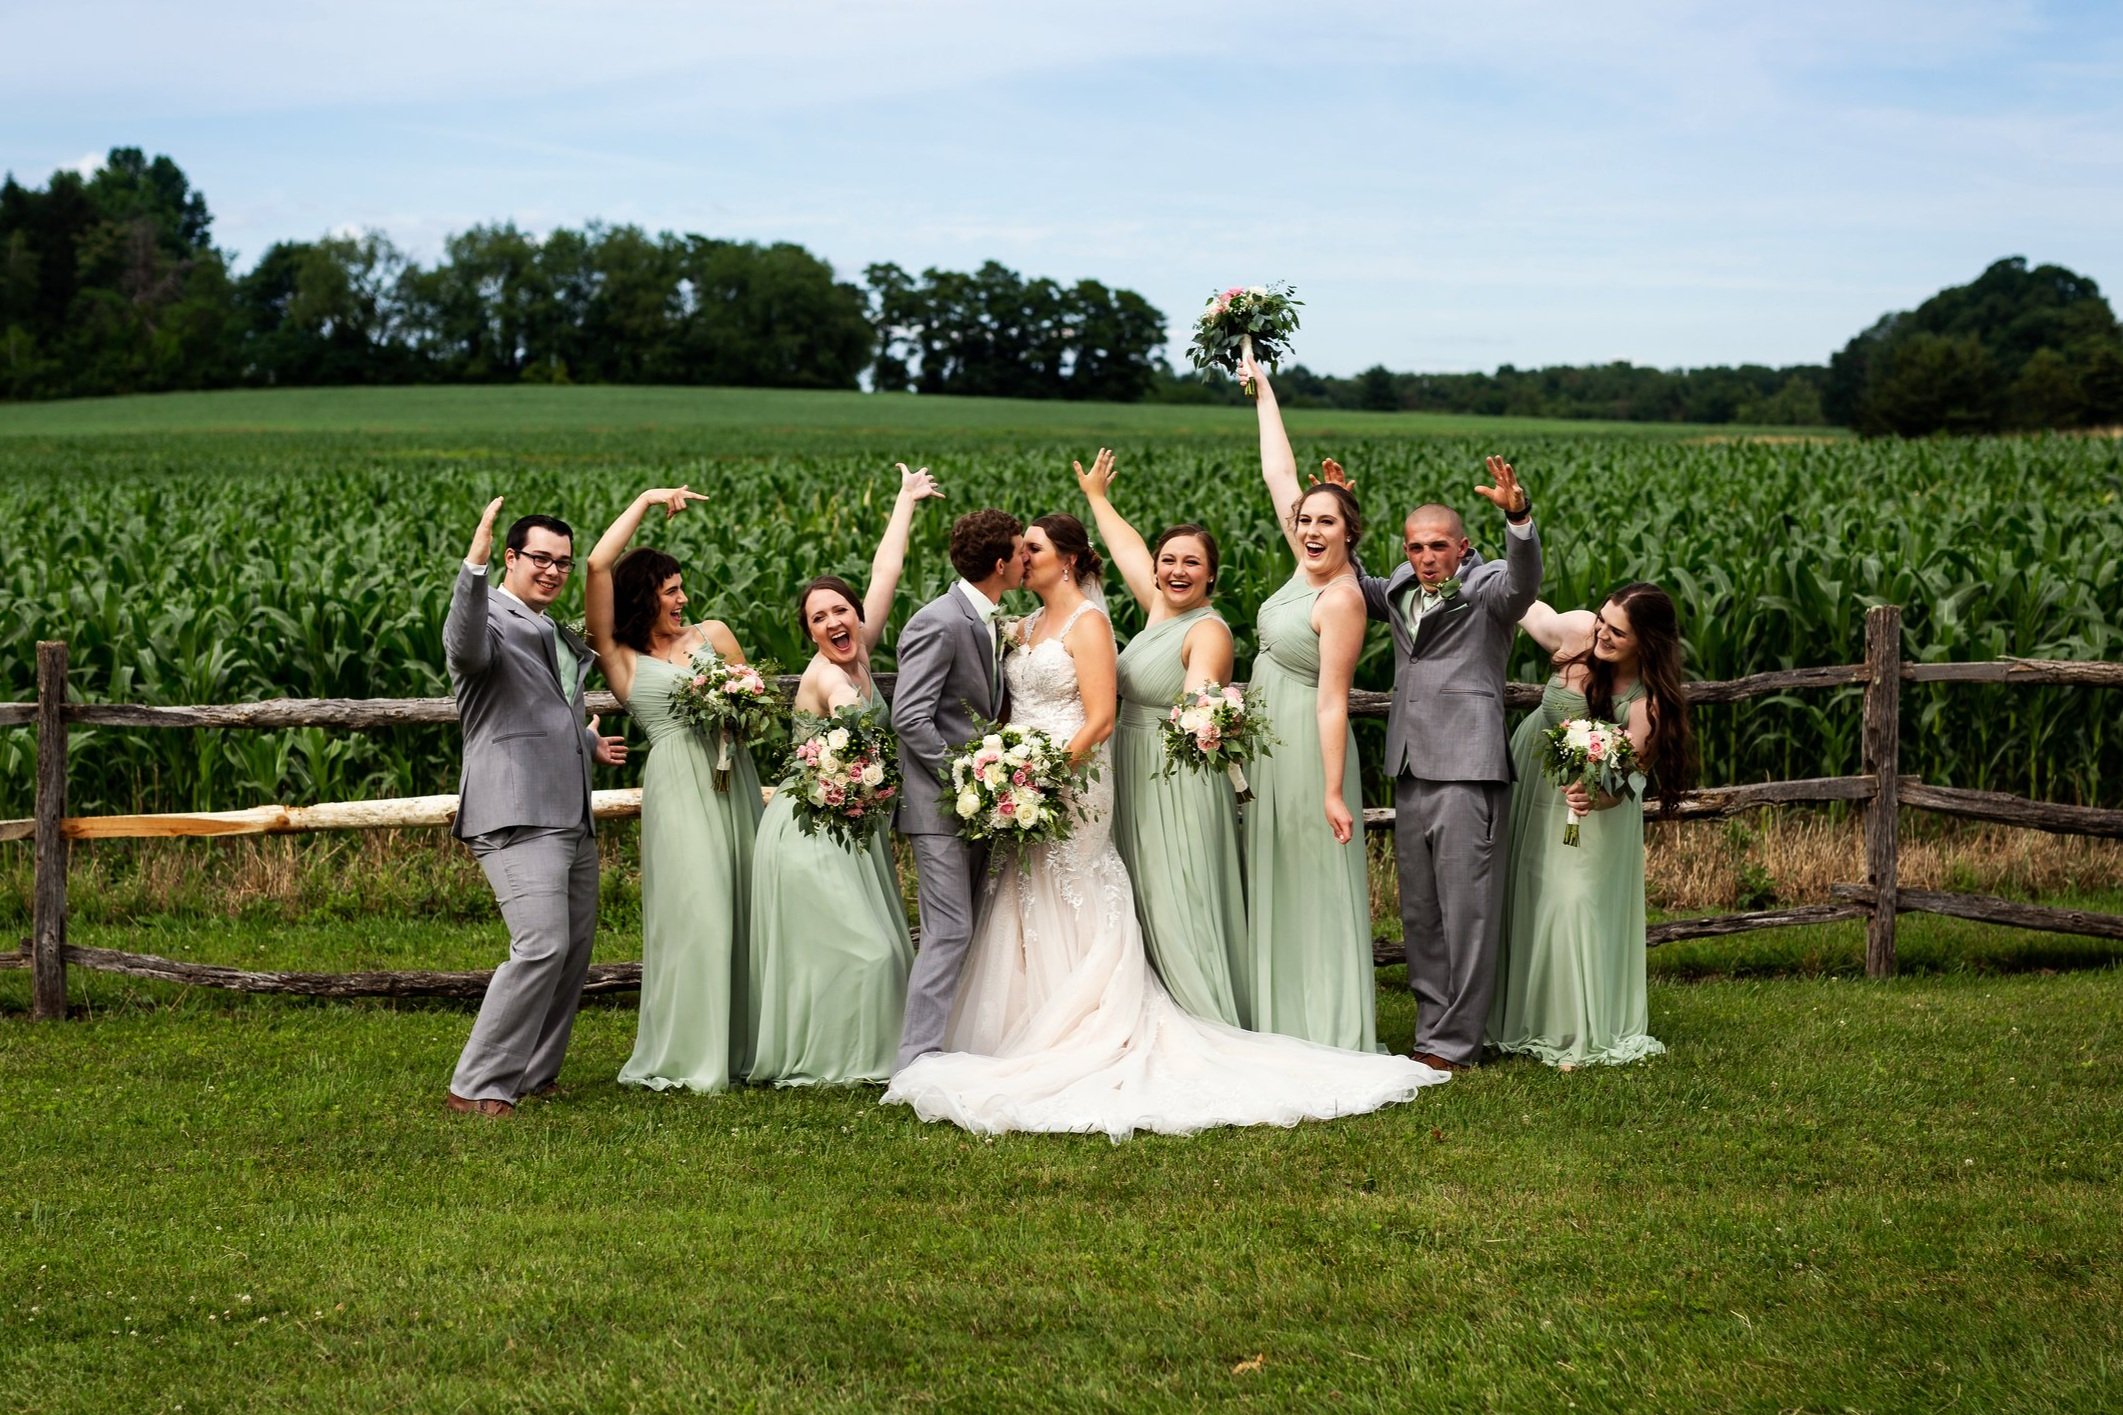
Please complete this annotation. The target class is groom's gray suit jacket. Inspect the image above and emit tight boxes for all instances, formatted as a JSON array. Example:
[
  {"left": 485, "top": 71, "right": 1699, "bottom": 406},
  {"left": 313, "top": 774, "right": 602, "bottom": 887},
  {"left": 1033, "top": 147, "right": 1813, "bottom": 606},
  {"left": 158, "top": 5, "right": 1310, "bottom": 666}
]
[
  {"left": 1357, "top": 525, "right": 1542, "bottom": 782},
  {"left": 890, "top": 588, "right": 1005, "bottom": 835},
  {"left": 444, "top": 564, "right": 600, "bottom": 840}
]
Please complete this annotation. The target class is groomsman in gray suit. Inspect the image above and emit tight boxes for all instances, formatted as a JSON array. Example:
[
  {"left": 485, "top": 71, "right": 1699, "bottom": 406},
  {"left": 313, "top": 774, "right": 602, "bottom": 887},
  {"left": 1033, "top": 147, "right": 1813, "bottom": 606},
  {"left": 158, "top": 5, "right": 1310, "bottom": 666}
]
[
  {"left": 444, "top": 496, "right": 627, "bottom": 1117},
  {"left": 892, "top": 508, "right": 1025, "bottom": 1071},
  {"left": 1356, "top": 457, "right": 1540, "bottom": 1072}
]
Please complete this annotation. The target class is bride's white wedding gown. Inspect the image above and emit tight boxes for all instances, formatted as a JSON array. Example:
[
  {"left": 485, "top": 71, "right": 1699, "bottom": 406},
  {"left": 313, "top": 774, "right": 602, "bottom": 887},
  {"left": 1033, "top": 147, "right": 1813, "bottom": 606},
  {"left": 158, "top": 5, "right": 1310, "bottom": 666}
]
[{"left": 882, "top": 602, "right": 1449, "bottom": 1139}]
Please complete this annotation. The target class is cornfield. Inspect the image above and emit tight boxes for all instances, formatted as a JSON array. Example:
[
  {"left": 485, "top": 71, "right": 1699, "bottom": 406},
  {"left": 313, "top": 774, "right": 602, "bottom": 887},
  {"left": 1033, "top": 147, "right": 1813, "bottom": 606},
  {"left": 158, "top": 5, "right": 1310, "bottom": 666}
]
[{"left": 3, "top": 408, "right": 2118, "bottom": 817}]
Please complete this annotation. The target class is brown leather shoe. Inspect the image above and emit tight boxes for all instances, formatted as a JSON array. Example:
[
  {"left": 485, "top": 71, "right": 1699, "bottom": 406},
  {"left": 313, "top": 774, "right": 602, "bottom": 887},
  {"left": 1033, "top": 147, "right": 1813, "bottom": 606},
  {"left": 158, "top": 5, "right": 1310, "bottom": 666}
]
[
  {"left": 1412, "top": 1051, "right": 1471, "bottom": 1074},
  {"left": 445, "top": 1092, "right": 515, "bottom": 1118}
]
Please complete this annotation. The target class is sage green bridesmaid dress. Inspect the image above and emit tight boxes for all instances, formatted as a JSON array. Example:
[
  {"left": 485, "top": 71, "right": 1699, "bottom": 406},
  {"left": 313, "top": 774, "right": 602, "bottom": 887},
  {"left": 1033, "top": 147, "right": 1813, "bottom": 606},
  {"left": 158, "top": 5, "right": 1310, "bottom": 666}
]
[
  {"left": 1487, "top": 678, "right": 1666, "bottom": 1066},
  {"left": 745, "top": 688, "right": 914, "bottom": 1086},
  {"left": 1240, "top": 574, "right": 1377, "bottom": 1050},
  {"left": 1112, "top": 608, "right": 1247, "bottom": 1026},
  {"left": 617, "top": 653, "right": 765, "bottom": 1093}
]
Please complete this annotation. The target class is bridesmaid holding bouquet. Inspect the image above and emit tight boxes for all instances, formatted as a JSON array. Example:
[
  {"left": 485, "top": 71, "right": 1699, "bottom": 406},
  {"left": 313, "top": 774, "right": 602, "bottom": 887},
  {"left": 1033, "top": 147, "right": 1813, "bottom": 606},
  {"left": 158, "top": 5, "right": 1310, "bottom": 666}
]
[
  {"left": 746, "top": 463, "right": 943, "bottom": 1086},
  {"left": 585, "top": 486, "right": 765, "bottom": 1094},
  {"left": 1236, "top": 352, "right": 1380, "bottom": 1050},
  {"left": 1073, "top": 447, "right": 1249, "bottom": 1026},
  {"left": 1488, "top": 582, "right": 1694, "bottom": 1067}
]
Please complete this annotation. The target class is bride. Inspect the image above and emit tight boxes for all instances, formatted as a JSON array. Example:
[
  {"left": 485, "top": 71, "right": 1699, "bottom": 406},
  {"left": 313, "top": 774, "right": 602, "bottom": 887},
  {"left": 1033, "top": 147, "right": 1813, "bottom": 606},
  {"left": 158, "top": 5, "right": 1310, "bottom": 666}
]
[{"left": 882, "top": 513, "right": 1451, "bottom": 1139}]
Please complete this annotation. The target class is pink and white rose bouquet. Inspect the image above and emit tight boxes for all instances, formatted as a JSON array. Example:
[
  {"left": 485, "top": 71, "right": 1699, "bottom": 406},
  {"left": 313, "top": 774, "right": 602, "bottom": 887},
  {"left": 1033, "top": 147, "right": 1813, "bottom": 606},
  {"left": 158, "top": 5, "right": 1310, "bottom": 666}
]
[
  {"left": 1160, "top": 680, "right": 1277, "bottom": 803},
  {"left": 671, "top": 648, "right": 785, "bottom": 791},
  {"left": 786, "top": 705, "right": 900, "bottom": 849},
  {"left": 943, "top": 722, "right": 1093, "bottom": 851},
  {"left": 1186, "top": 282, "right": 1302, "bottom": 397},
  {"left": 1536, "top": 717, "right": 1645, "bottom": 846}
]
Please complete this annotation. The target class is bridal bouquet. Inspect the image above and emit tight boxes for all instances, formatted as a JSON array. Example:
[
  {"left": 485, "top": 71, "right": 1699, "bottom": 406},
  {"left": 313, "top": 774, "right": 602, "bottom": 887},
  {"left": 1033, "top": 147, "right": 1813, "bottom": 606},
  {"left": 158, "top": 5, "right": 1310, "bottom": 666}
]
[
  {"left": 786, "top": 706, "right": 900, "bottom": 849},
  {"left": 1186, "top": 282, "right": 1302, "bottom": 396},
  {"left": 1160, "top": 681, "right": 1276, "bottom": 803},
  {"left": 1536, "top": 717, "right": 1645, "bottom": 846},
  {"left": 943, "top": 723, "right": 1093, "bottom": 850},
  {"left": 671, "top": 649, "right": 784, "bottom": 791}
]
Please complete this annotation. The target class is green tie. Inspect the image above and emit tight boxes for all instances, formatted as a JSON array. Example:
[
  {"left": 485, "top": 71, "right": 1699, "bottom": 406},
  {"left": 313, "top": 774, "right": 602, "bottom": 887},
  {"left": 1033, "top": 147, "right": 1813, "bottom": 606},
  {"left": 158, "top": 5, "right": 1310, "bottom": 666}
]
[{"left": 551, "top": 626, "right": 577, "bottom": 697}]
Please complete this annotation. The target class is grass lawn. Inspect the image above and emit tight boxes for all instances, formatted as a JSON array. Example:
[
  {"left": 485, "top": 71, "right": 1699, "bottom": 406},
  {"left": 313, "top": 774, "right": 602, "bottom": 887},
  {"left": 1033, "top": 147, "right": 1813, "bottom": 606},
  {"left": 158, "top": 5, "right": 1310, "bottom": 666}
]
[
  {"left": 0, "top": 381, "right": 1843, "bottom": 445},
  {"left": 2, "top": 921, "right": 2117, "bottom": 1412}
]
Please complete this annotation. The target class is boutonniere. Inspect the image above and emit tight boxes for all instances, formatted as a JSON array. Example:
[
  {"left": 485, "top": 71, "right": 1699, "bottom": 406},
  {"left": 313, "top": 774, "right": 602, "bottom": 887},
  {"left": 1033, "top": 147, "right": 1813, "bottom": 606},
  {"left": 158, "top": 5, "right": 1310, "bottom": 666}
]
[
  {"left": 995, "top": 614, "right": 1027, "bottom": 646},
  {"left": 1429, "top": 577, "right": 1461, "bottom": 601},
  {"left": 561, "top": 618, "right": 587, "bottom": 640}
]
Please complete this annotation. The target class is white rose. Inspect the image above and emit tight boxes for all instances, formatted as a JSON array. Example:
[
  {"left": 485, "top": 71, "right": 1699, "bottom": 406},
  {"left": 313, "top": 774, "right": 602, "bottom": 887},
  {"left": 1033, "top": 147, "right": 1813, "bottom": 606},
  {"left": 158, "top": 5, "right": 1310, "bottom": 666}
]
[
  {"left": 1012, "top": 791, "right": 1044, "bottom": 828},
  {"left": 956, "top": 788, "right": 982, "bottom": 819},
  {"left": 1564, "top": 722, "right": 1594, "bottom": 750},
  {"left": 981, "top": 733, "right": 1004, "bottom": 752},
  {"left": 826, "top": 727, "right": 850, "bottom": 751},
  {"left": 862, "top": 762, "right": 885, "bottom": 787},
  {"left": 1178, "top": 708, "right": 1210, "bottom": 733},
  {"left": 809, "top": 784, "right": 830, "bottom": 806},
  {"left": 1248, "top": 285, "right": 1267, "bottom": 295},
  {"left": 982, "top": 763, "right": 1006, "bottom": 788},
  {"left": 818, "top": 751, "right": 840, "bottom": 775}
]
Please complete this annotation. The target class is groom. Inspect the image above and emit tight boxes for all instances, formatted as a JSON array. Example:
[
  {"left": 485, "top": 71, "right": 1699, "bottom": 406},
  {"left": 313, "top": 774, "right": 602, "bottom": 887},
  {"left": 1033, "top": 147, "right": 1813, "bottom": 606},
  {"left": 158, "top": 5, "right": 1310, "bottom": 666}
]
[
  {"left": 443, "top": 496, "right": 626, "bottom": 1117},
  {"left": 892, "top": 507, "right": 1025, "bottom": 1071},
  {"left": 1357, "top": 457, "right": 1540, "bottom": 1072}
]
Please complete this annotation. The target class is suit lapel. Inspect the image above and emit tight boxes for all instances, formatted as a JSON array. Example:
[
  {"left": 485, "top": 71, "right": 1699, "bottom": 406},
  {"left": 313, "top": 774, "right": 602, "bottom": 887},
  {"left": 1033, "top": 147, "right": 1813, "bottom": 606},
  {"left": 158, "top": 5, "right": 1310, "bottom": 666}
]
[{"left": 496, "top": 591, "right": 569, "bottom": 700}]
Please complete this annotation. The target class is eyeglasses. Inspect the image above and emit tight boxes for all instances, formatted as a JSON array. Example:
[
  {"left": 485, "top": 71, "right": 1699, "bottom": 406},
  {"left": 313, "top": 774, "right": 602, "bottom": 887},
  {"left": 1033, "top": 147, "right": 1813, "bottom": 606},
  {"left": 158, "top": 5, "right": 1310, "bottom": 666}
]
[{"left": 513, "top": 551, "right": 576, "bottom": 575}]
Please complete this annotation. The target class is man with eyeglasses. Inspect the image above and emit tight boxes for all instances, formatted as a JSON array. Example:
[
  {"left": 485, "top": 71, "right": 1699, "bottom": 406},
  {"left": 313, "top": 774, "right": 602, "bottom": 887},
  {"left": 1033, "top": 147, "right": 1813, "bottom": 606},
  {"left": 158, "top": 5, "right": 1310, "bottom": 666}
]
[{"left": 443, "top": 497, "right": 628, "bottom": 1118}]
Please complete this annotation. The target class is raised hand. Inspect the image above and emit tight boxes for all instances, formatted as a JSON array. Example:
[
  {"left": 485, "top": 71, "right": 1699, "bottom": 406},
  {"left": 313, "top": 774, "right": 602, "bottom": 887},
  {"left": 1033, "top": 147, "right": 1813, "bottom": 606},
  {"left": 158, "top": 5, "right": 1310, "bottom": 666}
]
[
  {"left": 466, "top": 495, "right": 505, "bottom": 566},
  {"left": 1308, "top": 457, "right": 1355, "bottom": 491},
  {"left": 1239, "top": 344, "right": 1270, "bottom": 394},
  {"left": 897, "top": 462, "right": 944, "bottom": 501},
  {"left": 1473, "top": 455, "right": 1528, "bottom": 516},
  {"left": 590, "top": 714, "right": 629, "bottom": 767},
  {"left": 642, "top": 486, "right": 709, "bottom": 521},
  {"left": 1073, "top": 447, "right": 1117, "bottom": 500}
]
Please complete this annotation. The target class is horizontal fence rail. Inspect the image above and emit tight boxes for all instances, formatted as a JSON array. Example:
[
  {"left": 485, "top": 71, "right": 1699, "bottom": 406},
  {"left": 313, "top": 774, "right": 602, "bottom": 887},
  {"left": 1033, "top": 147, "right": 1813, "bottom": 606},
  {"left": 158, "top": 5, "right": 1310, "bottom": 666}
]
[{"left": 8, "top": 613, "right": 2123, "bottom": 1016}]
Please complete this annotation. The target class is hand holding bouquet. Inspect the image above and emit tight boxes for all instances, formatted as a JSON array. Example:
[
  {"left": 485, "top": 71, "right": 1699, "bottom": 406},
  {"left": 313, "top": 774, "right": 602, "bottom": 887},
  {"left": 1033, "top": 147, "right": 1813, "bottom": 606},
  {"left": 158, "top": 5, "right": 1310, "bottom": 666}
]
[
  {"left": 671, "top": 649, "right": 785, "bottom": 791},
  {"left": 787, "top": 706, "right": 901, "bottom": 849},
  {"left": 943, "top": 723, "right": 1094, "bottom": 850},
  {"left": 1187, "top": 283, "right": 1302, "bottom": 397},
  {"left": 1160, "top": 681, "right": 1277, "bottom": 803},
  {"left": 1536, "top": 717, "right": 1645, "bottom": 846}
]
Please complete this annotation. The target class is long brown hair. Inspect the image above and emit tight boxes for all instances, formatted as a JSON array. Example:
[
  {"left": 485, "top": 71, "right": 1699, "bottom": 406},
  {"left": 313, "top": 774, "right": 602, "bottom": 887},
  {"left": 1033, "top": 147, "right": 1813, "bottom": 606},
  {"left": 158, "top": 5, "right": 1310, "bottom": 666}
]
[
  {"left": 1290, "top": 483, "right": 1363, "bottom": 553},
  {"left": 1563, "top": 582, "right": 1695, "bottom": 813},
  {"left": 612, "top": 547, "right": 683, "bottom": 653}
]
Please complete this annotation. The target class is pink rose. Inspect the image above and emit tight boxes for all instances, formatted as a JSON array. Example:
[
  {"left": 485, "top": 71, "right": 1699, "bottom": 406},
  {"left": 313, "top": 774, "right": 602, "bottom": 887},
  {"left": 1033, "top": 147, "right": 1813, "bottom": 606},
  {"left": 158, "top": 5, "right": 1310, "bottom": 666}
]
[
  {"left": 878, "top": 786, "right": 895, "bottom": 799},
  {"left": 1012, "top": 769, "right": 1030, "bottom": 786},
  {"left": 999, "top": 798, "right": 1016, "bottom": 816}
]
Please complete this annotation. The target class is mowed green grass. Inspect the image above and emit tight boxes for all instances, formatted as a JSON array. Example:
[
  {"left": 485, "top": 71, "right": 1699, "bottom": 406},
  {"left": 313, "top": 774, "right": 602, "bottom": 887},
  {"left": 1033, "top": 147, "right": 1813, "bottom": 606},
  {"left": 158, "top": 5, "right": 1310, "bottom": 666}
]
[
  {"left": 0, "top": 381, "right": 1843, "bottom": 444},
  {"left": 1, "top": 951, "right": 2117, "bottom": 1412}
]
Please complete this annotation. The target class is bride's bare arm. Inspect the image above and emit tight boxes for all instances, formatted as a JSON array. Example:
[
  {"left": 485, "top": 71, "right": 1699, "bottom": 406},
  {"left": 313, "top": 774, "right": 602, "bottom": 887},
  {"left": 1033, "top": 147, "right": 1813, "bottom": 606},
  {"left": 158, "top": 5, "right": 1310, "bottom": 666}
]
[{"left": 1062, "top": 613, "right": 1119, "bottom": 766}]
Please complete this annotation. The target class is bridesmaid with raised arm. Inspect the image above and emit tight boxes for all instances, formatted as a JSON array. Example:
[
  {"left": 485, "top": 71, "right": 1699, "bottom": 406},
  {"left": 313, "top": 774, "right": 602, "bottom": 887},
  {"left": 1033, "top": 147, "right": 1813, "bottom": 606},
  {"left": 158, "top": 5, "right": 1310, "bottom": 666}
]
[
  {"left": 585, "top": 485, "right": 766, "bottom": 1094},
  {"left": 1073, "top": 447, "right": 1248, "bottom": 1026},
  {"left": 1488, "top": 583, "right": 1695, "bottom": 1067},
  {"left": 747, "top": 463, "right": 943, "bottom": 1086},
  {"left": 1238, "top": 352, "right": 1380, "bottom": 1050}
]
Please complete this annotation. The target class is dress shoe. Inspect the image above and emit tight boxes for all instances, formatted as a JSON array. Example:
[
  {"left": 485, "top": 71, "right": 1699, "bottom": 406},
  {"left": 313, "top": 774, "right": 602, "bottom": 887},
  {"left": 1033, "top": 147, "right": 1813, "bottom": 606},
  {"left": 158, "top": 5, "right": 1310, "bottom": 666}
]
[
  {"left": 445, "top": 1092, "right": 514, "bottom": 1118},
  {"left": 1411, "top": 1051, "right": 1471, "bottom": 1074}
]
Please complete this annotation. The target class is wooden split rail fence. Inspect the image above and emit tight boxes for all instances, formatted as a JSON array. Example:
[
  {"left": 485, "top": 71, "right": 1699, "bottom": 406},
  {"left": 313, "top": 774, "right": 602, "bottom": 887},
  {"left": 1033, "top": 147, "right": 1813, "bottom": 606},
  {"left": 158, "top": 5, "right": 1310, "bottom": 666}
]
[{"left": 6, "top": 606, "right": 2122, "bottom": 1020}]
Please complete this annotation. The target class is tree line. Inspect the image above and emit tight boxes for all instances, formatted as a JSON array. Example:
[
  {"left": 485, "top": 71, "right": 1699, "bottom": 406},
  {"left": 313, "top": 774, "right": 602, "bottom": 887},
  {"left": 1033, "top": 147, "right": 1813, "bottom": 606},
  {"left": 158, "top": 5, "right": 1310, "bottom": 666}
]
[{"left": 6, "top": 149, "right": 2120, "bottom": 434}]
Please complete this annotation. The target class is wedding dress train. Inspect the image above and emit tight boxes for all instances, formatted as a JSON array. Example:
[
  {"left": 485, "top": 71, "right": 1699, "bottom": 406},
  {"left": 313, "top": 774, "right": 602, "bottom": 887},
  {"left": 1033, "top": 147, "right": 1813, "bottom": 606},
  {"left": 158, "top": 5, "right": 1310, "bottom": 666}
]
[{"left": 883, "top": 602, "right": 1449, "bottom": 1139}]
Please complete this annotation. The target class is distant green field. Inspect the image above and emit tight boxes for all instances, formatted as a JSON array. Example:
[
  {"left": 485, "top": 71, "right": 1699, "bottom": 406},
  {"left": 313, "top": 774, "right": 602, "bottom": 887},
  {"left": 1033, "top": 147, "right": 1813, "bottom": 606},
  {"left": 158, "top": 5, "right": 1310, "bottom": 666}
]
[
  {"left": 0, "top": 382, "right": 1841, "bottom": 444},
  {"left": 1, "top": 385, "right": 2114, "bottom": 819}
]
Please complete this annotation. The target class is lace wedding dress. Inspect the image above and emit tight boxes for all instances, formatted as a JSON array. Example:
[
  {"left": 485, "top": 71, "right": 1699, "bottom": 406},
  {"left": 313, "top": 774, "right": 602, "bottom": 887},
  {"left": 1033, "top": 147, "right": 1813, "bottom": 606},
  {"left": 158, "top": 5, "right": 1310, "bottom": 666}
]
[{"left": 882, "top": 601, "right": 1450, "bottom": 1139}]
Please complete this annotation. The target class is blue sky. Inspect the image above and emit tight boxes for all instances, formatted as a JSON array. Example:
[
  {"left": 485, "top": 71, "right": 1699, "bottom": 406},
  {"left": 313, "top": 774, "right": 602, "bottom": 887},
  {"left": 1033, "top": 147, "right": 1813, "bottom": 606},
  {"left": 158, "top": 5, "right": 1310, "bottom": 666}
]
[{"left": 5, "top": 0, "right": 2119, "bottom": 375}]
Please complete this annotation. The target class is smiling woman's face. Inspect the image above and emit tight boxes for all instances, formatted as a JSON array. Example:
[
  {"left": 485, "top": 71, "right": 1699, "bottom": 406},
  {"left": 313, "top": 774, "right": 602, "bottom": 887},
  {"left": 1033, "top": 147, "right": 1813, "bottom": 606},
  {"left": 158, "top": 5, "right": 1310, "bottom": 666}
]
[
  {"left": 1155, "top": 533, "right": 1213, "bottom": 611},
  {"left": 804, "top": 586, "right": 862, "bottom": 663},
  {"left": 1293, "top": 490, "right": 1352, "bottom": 573}
]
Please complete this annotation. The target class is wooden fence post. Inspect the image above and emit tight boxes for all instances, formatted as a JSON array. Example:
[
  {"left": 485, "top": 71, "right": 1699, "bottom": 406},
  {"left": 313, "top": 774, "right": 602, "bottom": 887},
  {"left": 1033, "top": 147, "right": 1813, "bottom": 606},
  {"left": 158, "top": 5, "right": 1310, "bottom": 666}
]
[
  {"left": 32, "top": 641, "right": 70, "bottom": 1019},
  {"left": 1862, "top": 606, "right": 1901, "bottom": 979}
]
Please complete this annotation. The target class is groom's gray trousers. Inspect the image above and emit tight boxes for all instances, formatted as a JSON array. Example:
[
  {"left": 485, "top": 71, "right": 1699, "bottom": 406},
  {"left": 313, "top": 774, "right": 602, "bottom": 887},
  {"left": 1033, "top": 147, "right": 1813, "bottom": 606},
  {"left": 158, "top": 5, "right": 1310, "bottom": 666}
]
[
  {"left": 451, "top": 822, "right": 600, "bottom": 1102},
  {"left": 897, "top": 835, "right": 990, "bottom": 1070},
  {"left": 1394, "top": 775, "right": 1510, "bottom": 1065}
]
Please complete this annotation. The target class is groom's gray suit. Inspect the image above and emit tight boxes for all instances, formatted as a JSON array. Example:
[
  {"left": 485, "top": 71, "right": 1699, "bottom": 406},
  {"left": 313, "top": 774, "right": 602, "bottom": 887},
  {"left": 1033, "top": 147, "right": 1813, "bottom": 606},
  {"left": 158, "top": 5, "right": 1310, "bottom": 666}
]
[
  {"left": 892, "top": 583, "right": 1005, "bottom": 1069},
  {"left": 445, "top": 561, "right": 603, "bottom": 1103},
  {"left": 1359, "top": 520, "right": 1541, "bottom": 1065}
]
